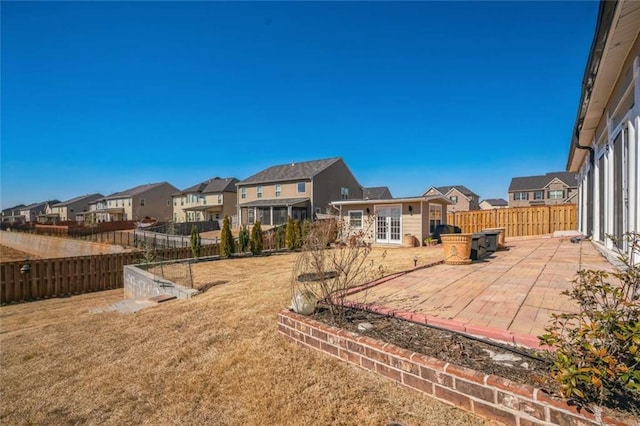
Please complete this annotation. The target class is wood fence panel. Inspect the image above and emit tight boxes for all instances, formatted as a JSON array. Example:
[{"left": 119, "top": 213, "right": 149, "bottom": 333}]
[{"left": 449, "top": 205, "right": 577, "bottom": 238}]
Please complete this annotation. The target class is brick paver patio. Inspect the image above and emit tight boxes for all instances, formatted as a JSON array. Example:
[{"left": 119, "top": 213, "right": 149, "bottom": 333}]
[{"left": 348, "top": 237, "right": 614, "bottom": 347}]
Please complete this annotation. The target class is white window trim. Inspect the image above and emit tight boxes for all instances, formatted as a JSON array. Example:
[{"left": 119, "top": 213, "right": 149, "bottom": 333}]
[{"left": 348, "top": 210, "right": 363, "bottom": 229}]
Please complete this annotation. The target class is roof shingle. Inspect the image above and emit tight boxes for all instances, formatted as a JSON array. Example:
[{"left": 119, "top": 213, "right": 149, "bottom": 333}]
[
  {"left": 238, "top": 157, "right": 342, "bottom": 185},
  {"left": 508, "top": 172, "right": 578, "bottom": 192}
]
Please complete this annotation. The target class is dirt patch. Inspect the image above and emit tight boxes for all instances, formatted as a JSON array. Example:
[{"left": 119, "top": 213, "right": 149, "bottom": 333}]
[
  {"left": 0, "top": 245, "right": 41, "bottom": 262},
  {"left": 313, "top": 306, "right": 551, "bottom": 387}
]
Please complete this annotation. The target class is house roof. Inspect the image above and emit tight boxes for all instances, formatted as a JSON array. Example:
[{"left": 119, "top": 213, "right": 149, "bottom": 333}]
[
  {"left": 52, "top": 193, "right": 103, "bottom": 207},
  {"left": 425, "top": 185, "right": 478, "bottom": 199},
  {"left": 481, "top": 198, "right": 508, "bottom": 207},
  {"left": 20, "top": 200, "right": 61, "bottom": 211},
  {"left": 330, "top": 194, "right": 454, "bottom": 206},
  {"left": 237, "top": 197, "right": 310, "bottom": 208},
  {"left": 508, "top": 172, "right": 578, "bottom": 192},
  {"left": 103, "top": 182, "right": 173, "bottom": 200},
  {"left": 1, "top": 204, "right": 25, "bottom": 214},
  {"left": 238, "top": 157, "right": 342, "bottom": 185},
  {"left": 567, "top": 1, "right": 639, "bottom": 171},
  {"left": 176, "top": 177, "right": 238, "bottom": 196},
  {"left": 363, "top": 186, "right": 392, "bottom": 200}
]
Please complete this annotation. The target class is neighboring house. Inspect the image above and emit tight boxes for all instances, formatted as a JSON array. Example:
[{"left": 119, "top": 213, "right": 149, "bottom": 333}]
[
  {"left": 19, "top": 200, "right": 60, "bottom": 223},
  {"left": 1, "top": 204, "right": 25, "bottom": 223},
  {"left": 172, "top": 177, "right": 239, "bottom": 223},
  {"left": 508, "top": 172, "right": 578, "bottom": 208},
  {"left": 479, "top": 199, "right": 509, "bottom": 210},
  {"left": 236, "top": 157, "right": 363, "bottom": 226},
  {"left": 84, "top": 182, "right": 178, "bottom": 223},
  {"left": 567, "top": 0, "right": 640, "bottom": 258},
  {"left": 39, "top": 193, "right": 103, "bottom": 223},
  {"left": 363, "top": 186, "right": 393, "bottom": 200},
  {"left": 423, "top": 185, "right": 480, "bottom": 212},
  {"left": 330, "top": 195, "right": 452, "bottom": 246}
]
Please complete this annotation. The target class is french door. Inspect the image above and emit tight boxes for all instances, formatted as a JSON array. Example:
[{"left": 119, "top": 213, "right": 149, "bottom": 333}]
[{"left": 376, "top": 205, "right": 402, "bottom": 244}]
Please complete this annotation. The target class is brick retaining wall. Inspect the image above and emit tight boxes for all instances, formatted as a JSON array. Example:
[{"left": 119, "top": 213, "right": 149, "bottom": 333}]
[{"left": 278, "top": 310, "right": 630, "bottom": 426}]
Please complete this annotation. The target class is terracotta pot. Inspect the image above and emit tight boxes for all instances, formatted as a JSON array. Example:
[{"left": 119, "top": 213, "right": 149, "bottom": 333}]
[
  {"left": 403, "top": 235, "right": 416, "bottom": 247},
  {"left": 440, "top": 233, "right": 473, "bottom": 265}
]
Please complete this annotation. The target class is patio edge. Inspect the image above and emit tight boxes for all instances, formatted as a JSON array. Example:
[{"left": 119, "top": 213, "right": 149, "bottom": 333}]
[{"left": 278, "top": 309, "right": 630, "bottom": 426}]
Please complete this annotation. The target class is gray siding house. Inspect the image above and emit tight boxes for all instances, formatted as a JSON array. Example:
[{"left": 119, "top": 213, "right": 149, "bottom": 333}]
[{"left": 508, "top": 172, "right": 578, "bottom": 208}]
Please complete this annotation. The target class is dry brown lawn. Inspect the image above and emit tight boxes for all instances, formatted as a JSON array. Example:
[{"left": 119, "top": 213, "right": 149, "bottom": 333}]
[
  {"left": 0, "top": 245, "right": 41, "bottom": 263},
  {"left": 1, "top": 246, "right": 493, "bottom": 425}
]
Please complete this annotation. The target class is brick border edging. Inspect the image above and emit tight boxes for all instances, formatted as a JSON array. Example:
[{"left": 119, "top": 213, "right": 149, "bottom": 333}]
[{"left": 278, "top": 310, "right": 629, "bottom": 426}]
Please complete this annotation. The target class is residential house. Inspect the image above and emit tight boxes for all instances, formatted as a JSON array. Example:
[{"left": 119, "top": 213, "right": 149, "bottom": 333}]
[
  {"left": 173, "top": 177, "right": 239, "bottom": 223},
  {"left": 1, "top": 204, "right": 25, "bottom": 224},
  {"left": 567, "top": 0, "right": 640, "bottom": 258},
  {"left": 508, "top": 172, "right": 578, "bottom": 208},
  {"left": 39, "top": 193, "right": 103, "bottom": 223},
  {"left": 84, "top": 182, "right": 178, "bottom": 223},
  {"left": 330, "top": 195, "right": 452, "bottom": 246},
  {"left": 423, "top": 185, "right": 480, "bottom": 212},
  {"left": 19, "top": 200, "right": 60, "bottom": 223},
  {"left": 479, "top": 199, "right": 509, "bottom": 210},
  {"left": 363, "top": 186, "right": 393, "bottom": 200},
  {"left": 236, "top": 157, "right": 363, "bottom": 226}
]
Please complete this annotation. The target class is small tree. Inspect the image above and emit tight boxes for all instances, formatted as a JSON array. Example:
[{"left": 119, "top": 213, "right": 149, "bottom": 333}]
[
  {"left": 285, "top": 217, "right": 296, "bottom": 250},
  {"left": 219, "top": 215, "right": 234, "bottom": 257},
  {"left": 539, "top": 233, "right": 640, "bottom": 413},
  {"left": 293, "top": 220, "right": 302, "bottom": 249},
  {"left": 250, "top": 221, "right": 263, "bottom": 255},
  {"left": 190, "top": 225, "right": 201, "bottom": 258},
  {"left": 238, "top": 224, "right": 250, "bottom": 253},
  {"left": 276, "top": 225, "right": 285, "bottom": 249}
]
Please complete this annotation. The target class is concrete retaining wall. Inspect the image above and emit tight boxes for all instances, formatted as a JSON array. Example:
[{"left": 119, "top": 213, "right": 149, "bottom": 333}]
[
  {"left": 123, "top": 264, "right": 198, "bottom": 300},
  {"left": 0, "top": 231, "right": 130, "bottom": 259}
]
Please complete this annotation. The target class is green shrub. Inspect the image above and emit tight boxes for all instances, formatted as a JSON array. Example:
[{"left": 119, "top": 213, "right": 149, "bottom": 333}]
[
  {"left": 238, "top": 224, "right": 250, "bottom": 253},
  {"left": 539, "top": 233, "right": 640, "bottom": 412},
  {"left": 219, "top": 215, "right": 234, "bottom": 257},
  {"left": 250, "top": 221, "right": 263, "bottom": 255},
  {"left": 190, "top": 225, "right": 201, "bottom": 258},
  {"left": 276, "top": 225, "right": 285, "bottom": 249},
  {"left": 301, "top": 219, "right": 312, "bottom": 244},
  {"left": 285, "top": 217, "right": 296, "bottom": 250}
]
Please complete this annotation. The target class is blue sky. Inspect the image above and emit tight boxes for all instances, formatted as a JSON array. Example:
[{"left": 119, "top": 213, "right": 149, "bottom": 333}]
[{"left": 1, "top": 1, "right": 598, "bottom": 209}]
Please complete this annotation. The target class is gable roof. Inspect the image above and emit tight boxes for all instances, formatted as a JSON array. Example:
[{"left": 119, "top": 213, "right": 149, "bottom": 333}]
[
  {"left": 424, "top": 185, "right": 478, "bottom": 199},
  {"left": 20, "top": 200, "right": 61, "bottom": 211},
  {"left": 481, "top": 198, "right": 508, "bottom": 207},
  {"left": 363, "top": 186, "right": 392, "bottom": 200},
  {"left": 509, "top": 172, "right": 578, "bottom": 192},
  {"left": 2, "top": 204, "right": 25, "bottom": 215},
  {"left": 104, "top": 182, "right": 174, "bottom": 200},
  {"left": 176, "top": 177, "right": 239, "bottom": 196},
  {"left": 238, "top": 157, "right": 342, "bottom": 185},
  {"left": 52, "top": 193, "right": 103, "bottom": 207}
]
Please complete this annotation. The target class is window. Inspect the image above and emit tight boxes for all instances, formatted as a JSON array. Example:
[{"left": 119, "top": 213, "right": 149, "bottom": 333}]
[
  {"left": 297, "top": 182, "right": 306, "bottom": 193},
  {"left": 548, "top": 190, "right": 564, "bottom": 199},
  {"left": 167, "top": 200, "right": 171, "bottom": 206},
  {"left": 128, "top": 199, "right": 131, "bottom": 206},
  {"left": 174, "top": 199, "right": 177, "bottom": 206},
  {"left": 140, "top": 199, "right": 145, "bottom": 207},
  {"left": 217, "top": 194, "right": 222, "bottom": 204},
  {"left": 174, "top": 213, "right": 177, "bottom": 221},
  {"left": 257, "top": 186, "right": 263, "bottom": 199},
  {"left": 203, "top": 197, "right": 207, "bottom": 205},
  {"left": 341, "top": 187, "right": 349, "bottom": 200},
  {"left": 533, "top": 191, "right": 544, "bottom": 200},
  {"left": 514, "top": 192, "right": 528, "bottom": 201},
  {"left": 348, "top": 210, "right": 363, "bottom": 228},
  {"left": 450, "top": 196, "right": 458, "bottom": 203},
  {"left": 275, "top": 184, "right": 282, "bottom": 198},
  {"left": 241, "top": 188, "right": 246, "bottom": 199},
  {"left": 315, "top": 208, "right": 321, "bottom": 214}
]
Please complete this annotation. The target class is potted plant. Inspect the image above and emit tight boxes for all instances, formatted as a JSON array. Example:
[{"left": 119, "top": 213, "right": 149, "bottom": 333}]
[
  {"left": 424, "top": 237, "right": 437, "bottom": 246},
  {"left": 440, "top": 233, "right": 473, "bottom": 264}
]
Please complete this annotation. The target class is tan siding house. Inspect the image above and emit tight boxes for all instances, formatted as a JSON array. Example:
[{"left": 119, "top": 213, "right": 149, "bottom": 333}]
[
  {"left": 330, "top": 195, "right": 452, "bottom": 246},
  {"left": 479, "top": 198, "right": 508, "bottom": 210},
  {"left": 236, "top": 157, "right": 363, "bottom": 226},
  {"left": 423, "top": 185, "right": 479, "bottom": 212},
  {"left": 41, "top": 193, "right": 103, "bottom": 223},
  {"left": 508, "top": 172, "right": 578, "bottom": 208},
  {"left": 86, "top": 182, "right": 178, "bottom": 223},
  {"left": 172, "top": 177, "right": 238, "bottom": 223}
]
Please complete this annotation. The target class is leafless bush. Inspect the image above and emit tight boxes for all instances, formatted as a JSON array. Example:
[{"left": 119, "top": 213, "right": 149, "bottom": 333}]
[{"left": 291, "top": 216, "right": 386, "bottom": 324}]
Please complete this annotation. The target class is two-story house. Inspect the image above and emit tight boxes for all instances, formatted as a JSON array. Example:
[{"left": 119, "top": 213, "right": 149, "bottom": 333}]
[
  {"left": 85, "top": 182, "right": 178, "bottom": 223},
  {"left": 39, "top": 193, "right": 103, "bottom": 223},
  {"left": 236, "top": 157, "right": 363, "bottom": 226},
  {"left": 363, "top": 186, "right": 393, "bottom": 200},
  {"left": 508, "top": 172, "right": 578, "bottom": 208},
  {"left": 1, "top": 204, "right": 25, "bottom": 224},
  {"left": 19, "top": 200, "right": 60, "bottom": 223},
  {"left": 423, "top": 185, "right": 480, "bottom": 212},
  {"left": 172, "top": 177, "right": 239, "bottom": 223}
]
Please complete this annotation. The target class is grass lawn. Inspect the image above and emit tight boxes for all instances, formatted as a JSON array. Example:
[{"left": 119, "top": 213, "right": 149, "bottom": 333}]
[{"left": 1, "top": 247, "right": 494, "bottom": 425}]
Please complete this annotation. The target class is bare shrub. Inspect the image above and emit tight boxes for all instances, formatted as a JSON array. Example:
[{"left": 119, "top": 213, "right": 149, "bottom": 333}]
[{"left": 291, "top": 216, "right": 386, "bottom": 324}]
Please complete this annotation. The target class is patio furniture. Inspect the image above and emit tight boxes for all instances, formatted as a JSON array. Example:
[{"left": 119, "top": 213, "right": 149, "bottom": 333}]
[
  {"left": 470, "top": 233, "right": 488, "bottom": 260},
  {"left": 480, "top": 229, "right": 500, "bottom": 252}
]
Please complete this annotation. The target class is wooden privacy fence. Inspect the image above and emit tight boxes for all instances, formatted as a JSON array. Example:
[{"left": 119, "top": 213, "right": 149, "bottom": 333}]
[
  {"left": 0, "top": 231, "right": 280, "bottom": 304},
  {"left": 447, "top": 205, "right": 578, "bottom": 237}
]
